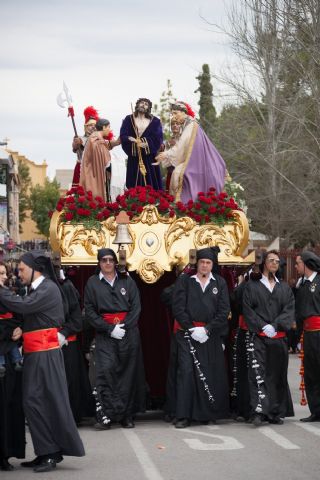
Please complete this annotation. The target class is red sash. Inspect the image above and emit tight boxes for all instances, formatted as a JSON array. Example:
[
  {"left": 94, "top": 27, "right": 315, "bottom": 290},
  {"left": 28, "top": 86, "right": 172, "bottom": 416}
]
[
  {"left": 0, "top": 312, "right": 13, "bottom": 319},
  {"left": 66, "top": 334, "right": 77, "bottom": 342},
  {"left": 303, "top": 316, "right": 320, "bottom": 331},
  {"left": 59, "top": 328, "right": 77, "bottom": 342},
  {"left": 102, "top": 312, "right": 127, "bottom": 325},
  {"left": 23, "top": 328, "right": 59, "bottom": 353},
  {"left": 239, "top": 314, "right": 248, "bottom": 331},
  {"left": 173, "top": 320, "right": 206, "bottom": 334},
  {"left": 258, "top": 331, "right": 286, "bottom": 339}
]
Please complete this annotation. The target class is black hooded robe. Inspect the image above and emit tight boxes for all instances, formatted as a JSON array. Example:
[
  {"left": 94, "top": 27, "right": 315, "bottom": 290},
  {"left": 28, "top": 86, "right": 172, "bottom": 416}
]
[
  {"left": 60, "top": 279, "right": 95, "bottom": 423},
  {"left": 243, "top": 279, "right": 295, "bottom": 420},
  {"left": 296, "top": 273, "right": 320, "bottom": 417},
  {"left": 165, "top": 273, "right": 230, "bottom": 422},
  {"left": 84, "top": 273, "right": 146, "bottom": 421},
  {"left": 0, "top": 279, "right": 85, "bottom": 458}
]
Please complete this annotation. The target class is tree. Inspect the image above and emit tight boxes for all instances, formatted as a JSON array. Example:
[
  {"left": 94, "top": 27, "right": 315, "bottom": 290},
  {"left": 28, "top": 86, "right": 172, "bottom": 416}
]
[
  {"left": 207, "top": 0, "right": 320, "bottom": 246},
  {"left": 195, "top": 64, "right": 217, "bottom": 140},
  {"left": 154, "top": 79, "right": 176, "bottom": 141},
  {"left": 29, "top": 178, "right": 61, "bottom": 238},
  {"left": 18, "top": 161, "right": 31, "bottom": 232}
]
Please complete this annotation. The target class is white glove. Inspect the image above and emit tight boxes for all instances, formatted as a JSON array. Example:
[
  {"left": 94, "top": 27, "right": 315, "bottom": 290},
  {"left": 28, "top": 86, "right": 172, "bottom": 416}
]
[
  {"left": 58, "top": 332, "right": 68, "bottom": 347},
  {"left": 262, "top": 324, "right": 276, "bottom": 338},
  {"left": 189, "top": 326, "right": 209, "bottom": 343},
  {"left": 111, "top": 323, "right": 126, "bottom": 340}
]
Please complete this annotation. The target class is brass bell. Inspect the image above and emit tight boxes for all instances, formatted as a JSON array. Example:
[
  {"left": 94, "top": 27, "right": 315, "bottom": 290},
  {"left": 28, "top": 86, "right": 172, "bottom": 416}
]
[{"left": 113, "top": 224, "right": 132, "bottom": 245}]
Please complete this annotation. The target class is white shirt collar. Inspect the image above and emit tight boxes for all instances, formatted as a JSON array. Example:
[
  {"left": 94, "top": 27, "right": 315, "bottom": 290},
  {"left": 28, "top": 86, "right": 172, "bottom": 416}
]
[
  {"left": 31, "top": 275, "right": 45, "bottom": 290},
  {"left": 260, "top": 273, "right": 279, "bottom": 292},
  {"left": 99, "top": 271, "right": 117, "bottom": 287},
  {"left": 304, "top": 271, "right": 317, "bottom": 282},
  {"left": 191, "top": 272, "right": 215, "bottom": 292}
]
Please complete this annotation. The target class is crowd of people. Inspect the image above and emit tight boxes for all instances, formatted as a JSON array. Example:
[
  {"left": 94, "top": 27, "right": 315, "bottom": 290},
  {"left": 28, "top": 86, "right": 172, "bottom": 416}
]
[
  {"left": 1, "top": 99, "right": 319, "bottom": 473},
  {"left": 1, "top": 246, "right": 320, "bottom": 473}
]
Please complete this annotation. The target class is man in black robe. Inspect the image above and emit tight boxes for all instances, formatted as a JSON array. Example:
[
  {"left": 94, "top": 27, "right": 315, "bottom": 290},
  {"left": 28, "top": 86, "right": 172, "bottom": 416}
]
[
  {"left": 295, "top": 251, "right": 320, "bottom": 422},
  {"left": 243, "top": 250, "right": 295, "bottom": 426},
  {"left": 84, "top": 248, "right": 145, "bottom": 429},
  {"left": 0, "top": 253, "right": 85, "bottom": 472},
  {"left": 58, "top": 270, "right": 95, "bottom": 424},
  {"left": 165, "top": 248, "right": 230, "bottom": 428}
]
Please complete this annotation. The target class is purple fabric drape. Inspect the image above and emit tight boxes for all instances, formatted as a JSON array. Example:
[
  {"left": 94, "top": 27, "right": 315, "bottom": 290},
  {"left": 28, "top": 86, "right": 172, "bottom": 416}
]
[{"left": 180, "top": 125, "right": 226, "bottom": 203}]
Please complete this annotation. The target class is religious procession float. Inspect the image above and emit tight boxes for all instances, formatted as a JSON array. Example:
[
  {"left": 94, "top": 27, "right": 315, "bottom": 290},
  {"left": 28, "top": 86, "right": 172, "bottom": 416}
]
[{"left": 49, "top": 95, "right": 254, "bottom": 400}]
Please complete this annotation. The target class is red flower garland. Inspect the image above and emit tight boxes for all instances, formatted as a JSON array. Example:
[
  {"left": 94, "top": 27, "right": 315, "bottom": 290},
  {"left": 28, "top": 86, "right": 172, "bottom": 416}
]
[{"left": 56, "top": 185, "right": 239, "bottom": 229}]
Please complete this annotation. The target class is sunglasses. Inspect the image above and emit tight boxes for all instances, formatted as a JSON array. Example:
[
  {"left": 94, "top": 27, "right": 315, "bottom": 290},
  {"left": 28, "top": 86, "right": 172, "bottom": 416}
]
[
  {"left": 267, "top": 258, "right": 280, "bottom": 264},
  {"left": 100, "top": 257, "right": 115, "bottom": 264}
]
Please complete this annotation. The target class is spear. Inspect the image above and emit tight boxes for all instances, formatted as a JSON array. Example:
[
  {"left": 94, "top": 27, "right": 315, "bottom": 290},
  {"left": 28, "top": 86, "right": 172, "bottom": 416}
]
[{"left": 57, "top": 82, "right": 81, "bottom": 162}]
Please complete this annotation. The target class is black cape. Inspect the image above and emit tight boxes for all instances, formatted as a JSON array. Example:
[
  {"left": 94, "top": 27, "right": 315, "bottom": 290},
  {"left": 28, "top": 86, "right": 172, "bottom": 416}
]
[{"left": 0, "top": 279, "right": 85, "bottom": 457}]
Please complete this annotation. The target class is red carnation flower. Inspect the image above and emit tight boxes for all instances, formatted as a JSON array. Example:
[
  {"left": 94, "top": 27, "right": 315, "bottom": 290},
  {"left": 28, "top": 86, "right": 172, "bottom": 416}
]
[
  {"left": 56, "top": 203, "right": 63, "bottom": 212},
  {"left": 68, "top": 204, "right": 76, "bottom": 211},
  {"left": 65, "top": 212, "right": 74, "bottom": 221},
  {"left": 89, "top": 201, "right": 97, "bottom": 209},
  {"left": 65, "top": 196, "right": 75, "bottom": 204}
]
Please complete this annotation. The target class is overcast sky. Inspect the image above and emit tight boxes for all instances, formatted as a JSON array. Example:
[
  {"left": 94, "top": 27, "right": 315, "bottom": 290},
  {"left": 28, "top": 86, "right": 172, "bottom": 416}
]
[{"left": 0, "top": 0, "right": 234, "bottom": 178}]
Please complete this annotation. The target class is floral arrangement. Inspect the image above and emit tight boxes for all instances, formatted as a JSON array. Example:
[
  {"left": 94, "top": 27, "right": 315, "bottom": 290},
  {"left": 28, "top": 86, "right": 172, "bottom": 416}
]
[{"left": 53, "top": 185, "right": 239, "bottom": 230}]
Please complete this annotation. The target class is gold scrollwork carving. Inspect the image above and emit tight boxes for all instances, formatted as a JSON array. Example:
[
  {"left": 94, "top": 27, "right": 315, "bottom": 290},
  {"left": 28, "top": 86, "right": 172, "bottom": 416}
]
[
  {"left": 60, "top": 225, "right": 106, "bottom": 257},
  {"left": 165, "top": 217, "right": 195, "bottom": 253},
  {"left": 130, "top": 205, "right": 174, "bottom": 226},
  {"left": 137, "top": 259, "right": 164, "bottom": 284}
]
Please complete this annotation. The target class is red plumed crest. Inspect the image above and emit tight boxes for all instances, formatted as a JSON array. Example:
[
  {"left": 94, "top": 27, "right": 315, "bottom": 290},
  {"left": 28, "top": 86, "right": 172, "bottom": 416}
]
[
  {"left": 83, "top": 106, "right": 99, "bottom": 123},
  {"left": 184, "top": 102, "right": 195, "bottom": 118}
]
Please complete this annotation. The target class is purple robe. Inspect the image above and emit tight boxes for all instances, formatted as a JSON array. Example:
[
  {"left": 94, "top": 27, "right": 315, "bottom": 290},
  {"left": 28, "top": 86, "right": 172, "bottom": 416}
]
[
  {"left": 175, "top": 122, "right": 226, "bottom": 202},
  {"left": 120, "top": 115, "right": 163, "bottom": 190}
]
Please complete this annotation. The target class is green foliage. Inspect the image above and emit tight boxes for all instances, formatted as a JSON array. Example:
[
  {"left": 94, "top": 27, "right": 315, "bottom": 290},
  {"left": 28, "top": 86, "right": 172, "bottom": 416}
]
[
  {"left": 195, "top": 64, "right": 217, "bottom": 140},
  {"left": 29, "top": 178, "right": 61, "bottom": 238},
  {"left": 18, "top": 161, "right": 31, "bottom": 232},
  {"left": 153, "top": 79, "right": 176, "bottom": 141}
]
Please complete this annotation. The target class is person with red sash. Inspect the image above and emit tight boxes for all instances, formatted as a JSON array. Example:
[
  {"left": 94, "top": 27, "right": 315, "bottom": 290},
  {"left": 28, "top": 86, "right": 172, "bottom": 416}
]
[
  {"left": 84, "top": 248, "right": 145, "bottom": 429},
  {"left": 0, "top": 262, "right": 25, "bottom": 471},
  {"left": 243, "top": 250, "right": 295, "bottom": 426},
  {"left": 0, "top": 253, "right": 85, "bottom": 472},
  {"left": 165, "top": 247, "right": 230, "bottom": 428},
  {"left": 295, "top": 251, "right": 320, "bottom": 422}
]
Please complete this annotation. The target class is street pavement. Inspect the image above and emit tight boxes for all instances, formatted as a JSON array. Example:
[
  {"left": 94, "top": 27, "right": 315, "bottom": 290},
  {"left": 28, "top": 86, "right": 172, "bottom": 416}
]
[{"left": 3, "top": 354, "right": 320, "bottom": 480}]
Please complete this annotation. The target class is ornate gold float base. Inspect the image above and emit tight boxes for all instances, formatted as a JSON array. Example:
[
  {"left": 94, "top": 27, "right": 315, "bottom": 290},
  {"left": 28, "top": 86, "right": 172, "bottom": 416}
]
[{"left": 50, "top": 206, "right": 254, "bottom": 284}]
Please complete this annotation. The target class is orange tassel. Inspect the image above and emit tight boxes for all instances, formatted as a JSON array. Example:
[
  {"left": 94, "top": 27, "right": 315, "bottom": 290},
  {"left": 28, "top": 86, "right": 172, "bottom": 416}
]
[{"left": 299, "top": 332, "right": 307, "bottom": 406}]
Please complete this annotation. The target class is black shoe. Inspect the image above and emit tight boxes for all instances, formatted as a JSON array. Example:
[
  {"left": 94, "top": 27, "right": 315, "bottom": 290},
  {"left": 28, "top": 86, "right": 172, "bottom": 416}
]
[
  {"left": 21, "top": 456, "right": 43, "bottom": 468},
  {"left": 268, "top": 417, "right": 284, "bottom": 425},
  {"left": 300, "top": 414, "right": 320, "bottom": 422},
  {"left": 33, "top": 458, "right": 56, "bottom": 473},
  {"left": 175, "top": 418, "right": 190, "bottom": 429},
  {"left": 121, "top": 417, "right": 135, "bottom": 428},
  {"left": 0, "top": 458, "right": 14, "bottom": 471},
  {"left": 253, "top": 414, "right": 265, "bottom": 427},
  {"left": 94, "top": 421, "right": 111, "bottom": 430}
]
